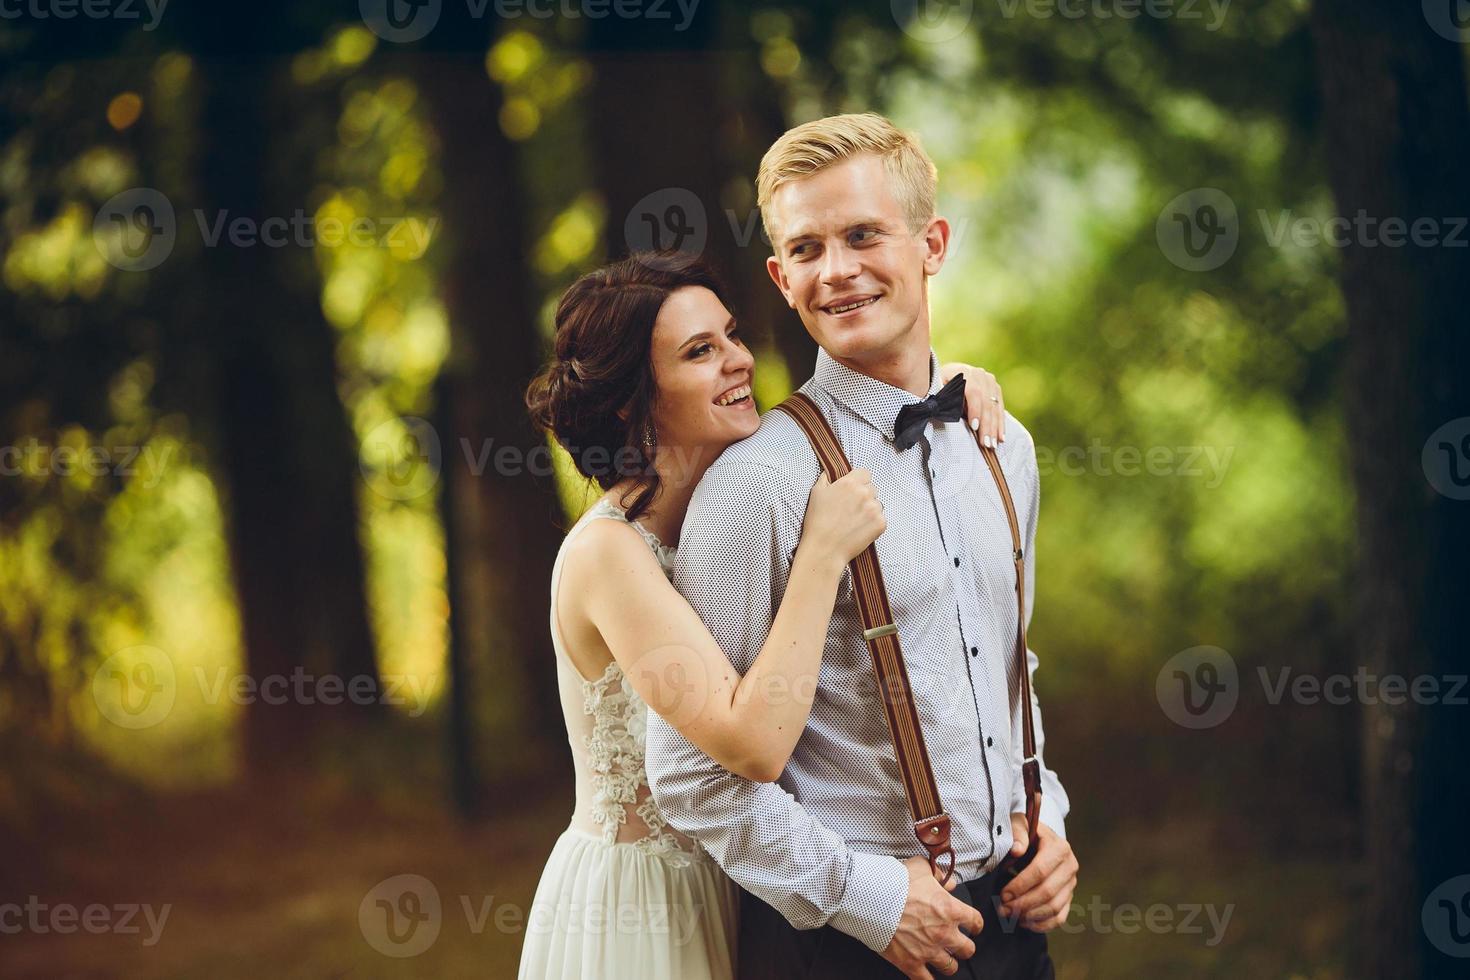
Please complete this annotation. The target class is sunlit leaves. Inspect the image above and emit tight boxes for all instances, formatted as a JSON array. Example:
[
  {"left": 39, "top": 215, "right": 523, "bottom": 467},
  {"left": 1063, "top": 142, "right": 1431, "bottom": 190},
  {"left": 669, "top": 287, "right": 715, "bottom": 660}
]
[
  {"left": 3, "top": 202, "right": 111, "bottom": 300},
  {"left": 532, "top": 192, "right": 603, "bottom": 278}
]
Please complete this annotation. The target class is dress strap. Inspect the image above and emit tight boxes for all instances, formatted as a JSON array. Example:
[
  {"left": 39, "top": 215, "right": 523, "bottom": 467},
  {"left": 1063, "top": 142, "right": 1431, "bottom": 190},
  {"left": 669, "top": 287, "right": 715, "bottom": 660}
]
[{"left": 548, "top": 499, "right": 672, "bottom": 671}]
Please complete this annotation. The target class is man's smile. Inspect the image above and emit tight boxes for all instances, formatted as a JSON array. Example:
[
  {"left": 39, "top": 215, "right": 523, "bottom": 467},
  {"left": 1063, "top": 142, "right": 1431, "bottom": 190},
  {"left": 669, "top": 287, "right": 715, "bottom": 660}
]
[{"left": 820, "top": 294, "right": 881, "bottom": 317}]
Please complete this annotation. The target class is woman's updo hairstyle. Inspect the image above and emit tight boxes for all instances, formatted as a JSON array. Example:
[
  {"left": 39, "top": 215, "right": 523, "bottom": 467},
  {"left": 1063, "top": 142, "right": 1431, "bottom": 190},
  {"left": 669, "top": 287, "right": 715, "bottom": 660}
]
[{"left": 525, "top": 252, "right": 729, "bottom": 522}]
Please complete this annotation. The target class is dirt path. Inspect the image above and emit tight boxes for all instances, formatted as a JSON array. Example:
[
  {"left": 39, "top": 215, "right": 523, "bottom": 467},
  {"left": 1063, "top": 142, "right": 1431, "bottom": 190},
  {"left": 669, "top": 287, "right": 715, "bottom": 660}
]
[
  {"left": 2, "top": 751, "right": 1359, "bottom": 978},
  {"left": 4, "top": 766, "right": 572, "bottom": 979}
]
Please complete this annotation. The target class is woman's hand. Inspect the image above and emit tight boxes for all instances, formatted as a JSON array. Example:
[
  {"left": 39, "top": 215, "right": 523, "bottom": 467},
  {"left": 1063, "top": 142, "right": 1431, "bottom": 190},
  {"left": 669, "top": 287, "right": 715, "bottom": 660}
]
[
  {"left": 940, "top": 362, "right": 1006, "bottom": 449},
  {"left": 800, "top": 470, "right": 887, "bottom": 569}
]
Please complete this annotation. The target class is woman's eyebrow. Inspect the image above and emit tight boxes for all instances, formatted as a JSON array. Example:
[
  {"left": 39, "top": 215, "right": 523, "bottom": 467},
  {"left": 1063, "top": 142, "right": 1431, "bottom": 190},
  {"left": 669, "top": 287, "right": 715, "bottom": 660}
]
[{"left": 678, "top": 317, "right": 737, "bottom": 351}]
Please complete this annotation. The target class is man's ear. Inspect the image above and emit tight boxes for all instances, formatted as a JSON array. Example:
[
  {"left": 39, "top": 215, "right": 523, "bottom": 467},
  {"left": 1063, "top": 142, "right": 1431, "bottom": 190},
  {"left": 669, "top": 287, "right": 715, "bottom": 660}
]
[
  {"left": 920, "top": 216, "right": 951, "bottom": 277},
  {"left": 766, "top": 254, "right": 797, "bottom": 310}
]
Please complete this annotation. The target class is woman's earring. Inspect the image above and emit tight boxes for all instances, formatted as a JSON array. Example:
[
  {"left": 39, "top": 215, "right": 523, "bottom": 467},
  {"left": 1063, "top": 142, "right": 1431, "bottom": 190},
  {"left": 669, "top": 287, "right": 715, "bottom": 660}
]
[{"left": 642, "top": 421, "right": 656, "bottom": 447}]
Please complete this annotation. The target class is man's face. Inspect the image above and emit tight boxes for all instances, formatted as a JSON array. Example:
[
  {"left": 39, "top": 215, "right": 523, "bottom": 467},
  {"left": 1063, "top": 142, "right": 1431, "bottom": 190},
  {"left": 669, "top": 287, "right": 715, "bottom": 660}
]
[{"left": 764, "top": 152, "right": 949, "bottom": 370}]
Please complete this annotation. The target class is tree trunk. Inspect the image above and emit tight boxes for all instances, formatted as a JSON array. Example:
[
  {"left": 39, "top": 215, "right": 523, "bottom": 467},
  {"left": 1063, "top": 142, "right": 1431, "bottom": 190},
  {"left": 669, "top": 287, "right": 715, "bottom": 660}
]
[
  {"left": 1309, "top": 4, "right": 1470, "bottom": 976},
  {"left": 585, "top": 10, "right": 736, "bottom": 296},
  {"left": 413, "top": 41, "right": 567, "bottom": 797},
  {"left": 189, "top": 35, "right": 382, "bottom": 772},
  {"left": 587, "top": 7, "right": 820, "bottom": 397},
  {"left": 717, "top": 20, "right": 817, "bottom": 390}
]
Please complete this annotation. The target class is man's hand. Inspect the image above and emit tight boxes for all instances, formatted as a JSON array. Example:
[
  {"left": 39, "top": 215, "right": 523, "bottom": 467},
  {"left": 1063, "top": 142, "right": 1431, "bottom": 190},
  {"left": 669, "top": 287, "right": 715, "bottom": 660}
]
[
  {"left": 881, "top": 856, "right": 985, "bottom": 979},
  {"left": 999, "top": 817, "right": 1078, "bottom": 932}
]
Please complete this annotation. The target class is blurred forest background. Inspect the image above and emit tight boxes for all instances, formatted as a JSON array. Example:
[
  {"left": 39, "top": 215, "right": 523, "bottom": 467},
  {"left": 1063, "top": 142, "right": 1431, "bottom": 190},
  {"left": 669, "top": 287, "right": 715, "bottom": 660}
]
[{"left": 2, "top": 0, "right": 1467, "bottom": 977}]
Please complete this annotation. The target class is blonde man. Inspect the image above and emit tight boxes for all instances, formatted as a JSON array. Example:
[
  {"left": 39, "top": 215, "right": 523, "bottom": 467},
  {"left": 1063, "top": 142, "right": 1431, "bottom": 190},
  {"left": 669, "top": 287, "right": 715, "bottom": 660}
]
[{"left": 647, "top": 112, "right": 1076, "bottom": 980}]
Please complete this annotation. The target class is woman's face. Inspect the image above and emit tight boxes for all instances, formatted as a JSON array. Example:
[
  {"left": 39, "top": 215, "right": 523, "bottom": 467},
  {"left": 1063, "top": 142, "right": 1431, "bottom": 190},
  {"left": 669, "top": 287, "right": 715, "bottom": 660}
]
[{"left": 648, "top": 285, "right": 759, "bottom": 460}]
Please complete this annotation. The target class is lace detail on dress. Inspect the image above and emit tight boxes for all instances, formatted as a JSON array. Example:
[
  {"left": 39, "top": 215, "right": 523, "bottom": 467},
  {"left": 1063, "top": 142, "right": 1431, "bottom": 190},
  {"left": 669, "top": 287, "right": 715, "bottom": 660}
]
[{"left": 575, "top": 499, "right": 701, "bottom": 868}]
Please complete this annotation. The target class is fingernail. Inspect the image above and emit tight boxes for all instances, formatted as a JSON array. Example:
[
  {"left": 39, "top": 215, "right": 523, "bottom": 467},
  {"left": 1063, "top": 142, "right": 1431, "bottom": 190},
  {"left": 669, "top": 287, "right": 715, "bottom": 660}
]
[{"left": 970, "top": 418, "right": 979, "bottom": 431}]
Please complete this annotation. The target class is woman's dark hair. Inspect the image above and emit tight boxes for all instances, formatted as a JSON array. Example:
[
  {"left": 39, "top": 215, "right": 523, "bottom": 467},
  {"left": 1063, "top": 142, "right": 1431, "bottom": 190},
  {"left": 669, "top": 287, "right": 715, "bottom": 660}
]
[{"left": 525, "top": 252, "right": 730, "bottom": 522}]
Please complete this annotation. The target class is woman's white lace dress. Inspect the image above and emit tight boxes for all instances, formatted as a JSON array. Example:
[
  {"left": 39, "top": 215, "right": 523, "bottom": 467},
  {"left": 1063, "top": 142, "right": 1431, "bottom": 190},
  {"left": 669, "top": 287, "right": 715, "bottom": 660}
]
[{"left": 517, "top": 499, "right": 739, "bottom": 980}]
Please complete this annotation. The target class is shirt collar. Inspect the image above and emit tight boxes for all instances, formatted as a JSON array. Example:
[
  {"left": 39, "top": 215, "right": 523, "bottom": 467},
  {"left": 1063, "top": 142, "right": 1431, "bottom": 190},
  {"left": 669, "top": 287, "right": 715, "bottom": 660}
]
[{"left": 811, "top": 347, "right": 943, "bottom": 442}]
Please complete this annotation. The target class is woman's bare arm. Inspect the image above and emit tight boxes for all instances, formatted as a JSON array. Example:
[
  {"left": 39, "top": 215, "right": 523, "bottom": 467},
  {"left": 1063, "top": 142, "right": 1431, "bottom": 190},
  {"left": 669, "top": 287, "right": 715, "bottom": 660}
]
[{"left": 569, "top": 472, "right": 882, "bottom": 782}]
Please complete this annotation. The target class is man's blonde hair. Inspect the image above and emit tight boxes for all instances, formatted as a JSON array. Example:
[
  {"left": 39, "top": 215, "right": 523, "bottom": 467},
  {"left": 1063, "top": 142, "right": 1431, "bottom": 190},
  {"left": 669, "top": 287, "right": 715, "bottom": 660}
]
[{"left": 757, "top": 112, "right": 938, "bottom": 241}]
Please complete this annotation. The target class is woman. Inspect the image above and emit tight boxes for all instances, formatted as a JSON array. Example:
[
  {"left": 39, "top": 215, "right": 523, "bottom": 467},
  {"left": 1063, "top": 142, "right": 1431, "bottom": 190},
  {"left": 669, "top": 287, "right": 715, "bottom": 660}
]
[{"left": 518, "top": 254, "right": 1006, "bottom": 980}]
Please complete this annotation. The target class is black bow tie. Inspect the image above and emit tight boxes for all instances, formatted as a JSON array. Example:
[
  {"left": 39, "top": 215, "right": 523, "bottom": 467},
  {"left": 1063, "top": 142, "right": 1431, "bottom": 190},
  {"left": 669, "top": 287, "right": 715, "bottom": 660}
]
[{"left": 892, "top": 374, "right": 966, "bottom": 452}]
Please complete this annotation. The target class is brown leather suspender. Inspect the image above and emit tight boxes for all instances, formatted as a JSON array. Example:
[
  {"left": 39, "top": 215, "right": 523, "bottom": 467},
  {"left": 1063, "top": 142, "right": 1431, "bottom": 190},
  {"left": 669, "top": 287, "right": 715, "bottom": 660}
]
[{"left": 773, "top": 392, "right": 1041, "bottom": 884}]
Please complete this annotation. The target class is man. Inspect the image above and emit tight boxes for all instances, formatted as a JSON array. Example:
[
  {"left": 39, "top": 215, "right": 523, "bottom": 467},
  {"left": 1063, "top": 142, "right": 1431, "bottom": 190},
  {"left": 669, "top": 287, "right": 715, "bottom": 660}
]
[{"left": 645, "top": 112, "right": 1077, "bottom": 980}]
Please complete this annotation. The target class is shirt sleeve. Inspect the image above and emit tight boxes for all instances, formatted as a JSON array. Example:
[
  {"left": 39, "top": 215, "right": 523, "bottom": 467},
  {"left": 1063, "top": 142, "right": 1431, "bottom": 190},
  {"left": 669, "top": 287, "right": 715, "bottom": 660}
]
[
  {"left": 644, "top": 454, "right": 910, "bottom": 952},
  {"left": 1009, "top": 432, "right": 1071, "bottom": 839}
]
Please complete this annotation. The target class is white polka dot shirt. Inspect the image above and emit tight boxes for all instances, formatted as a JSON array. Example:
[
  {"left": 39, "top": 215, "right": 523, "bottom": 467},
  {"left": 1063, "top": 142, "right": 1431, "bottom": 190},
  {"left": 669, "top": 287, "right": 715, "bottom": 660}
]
[{"left": 644, "top": 347, "right": 1070, "bottom": 953}]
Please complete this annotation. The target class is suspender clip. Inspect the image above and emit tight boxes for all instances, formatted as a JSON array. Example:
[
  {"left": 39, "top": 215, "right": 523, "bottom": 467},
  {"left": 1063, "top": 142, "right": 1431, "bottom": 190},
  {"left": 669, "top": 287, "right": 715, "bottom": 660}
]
[{"left": 862, "top": 623, "right": 899, "bottom": 642}]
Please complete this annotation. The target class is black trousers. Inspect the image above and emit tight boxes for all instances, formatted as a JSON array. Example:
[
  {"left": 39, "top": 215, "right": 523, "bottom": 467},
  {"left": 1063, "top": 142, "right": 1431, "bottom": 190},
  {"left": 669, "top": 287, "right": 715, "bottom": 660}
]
[{"left": 735, "top": 868, "right": 1054, "bottom": 980}]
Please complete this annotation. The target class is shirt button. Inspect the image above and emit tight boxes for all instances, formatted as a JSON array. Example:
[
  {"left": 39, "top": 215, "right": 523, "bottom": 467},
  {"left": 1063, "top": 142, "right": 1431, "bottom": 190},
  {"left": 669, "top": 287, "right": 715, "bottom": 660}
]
[
  {"left": 953, "top": 556, "right": 960, "bottom": 568},
  {"left": 930, "top": 468, "right": 937, "bottom": 478},
  {"left": 995, "top": 824, "right": 1003, "bottom": 835},
  {"left": 970, "top": 646, "right": 978, "bottom": 657},
  {"left": 986, "top": 736, "right": 993, "bottom": 747}
]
